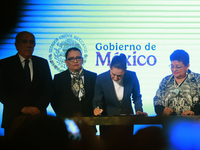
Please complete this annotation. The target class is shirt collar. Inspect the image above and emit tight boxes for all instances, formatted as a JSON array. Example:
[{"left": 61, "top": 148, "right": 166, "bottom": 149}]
[{"left": 18, "top": 53, "right": 32, "bottom": 63}]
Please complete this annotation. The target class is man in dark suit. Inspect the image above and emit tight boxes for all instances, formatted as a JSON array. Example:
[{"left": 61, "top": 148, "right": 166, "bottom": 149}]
[
  {"left": 0, "top": 31, "right": 52, "bottom": 136},
  {"left": 51, "top": 47, "right": 97, "bottom": 118}
]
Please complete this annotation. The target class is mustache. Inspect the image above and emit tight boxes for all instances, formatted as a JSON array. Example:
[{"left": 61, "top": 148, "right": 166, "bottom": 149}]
[{"left": 25, "top": 48, "right": 33, "bottom": 51}]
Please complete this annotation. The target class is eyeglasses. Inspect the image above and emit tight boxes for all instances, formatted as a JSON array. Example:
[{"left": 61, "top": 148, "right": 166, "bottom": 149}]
[
  {"left": 170, "top": 65, "right": 183, "bottom": 70},
  {"left": 67, "top": 56, "right": 82, "bottom": 62}
]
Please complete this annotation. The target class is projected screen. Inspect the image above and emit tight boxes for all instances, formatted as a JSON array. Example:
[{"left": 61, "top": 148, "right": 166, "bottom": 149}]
[{"left": 0, "top": 0, "right": 200, "bottom": 135}]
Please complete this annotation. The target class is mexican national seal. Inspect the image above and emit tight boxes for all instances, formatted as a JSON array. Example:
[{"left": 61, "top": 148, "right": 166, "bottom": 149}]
[{"left": 49, "top": 34, "right": 87, "bottom": 72}]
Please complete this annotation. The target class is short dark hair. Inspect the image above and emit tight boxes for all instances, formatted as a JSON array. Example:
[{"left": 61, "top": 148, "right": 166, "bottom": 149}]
[
  {"left": 15, "top": 31, "right": 35, "bottom": 44},
  {"left": 110, "top": 53, "right": 127, "bottom": 71},
  {"left": 65, "top": 47, "right": 82, "bottom": 59},
  {"left": 170, "top": 49, "right": 189, "bottom": 66}
]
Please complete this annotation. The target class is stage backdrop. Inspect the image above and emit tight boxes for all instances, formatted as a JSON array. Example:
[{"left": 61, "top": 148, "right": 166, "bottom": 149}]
[{"left": 0, "top": 0, "right": 200, "bottom": 135}]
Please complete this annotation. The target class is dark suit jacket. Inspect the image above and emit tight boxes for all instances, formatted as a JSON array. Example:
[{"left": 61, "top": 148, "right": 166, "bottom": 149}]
[
  {"left": 0, "top": 54, "right": 52, "bottom": 129},
  {"left": 51, "top": 69, "right": 97, "bottom": 117},
  {"left": 93, "top": 70, "right": 143, "bottom": 116}
]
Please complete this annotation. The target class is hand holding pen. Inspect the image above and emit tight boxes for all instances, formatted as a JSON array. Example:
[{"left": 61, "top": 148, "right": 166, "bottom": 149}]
[{"left": 94, "top": 106, "right": 103, "bottom": 116}]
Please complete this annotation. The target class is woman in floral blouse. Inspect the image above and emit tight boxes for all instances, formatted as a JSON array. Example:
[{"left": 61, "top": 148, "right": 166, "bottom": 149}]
[{"left": 154, "top": 49, "right": 200, "bottom": 116}]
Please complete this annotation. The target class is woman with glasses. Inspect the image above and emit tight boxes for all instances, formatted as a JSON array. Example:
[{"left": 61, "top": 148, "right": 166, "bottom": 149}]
[
  {"left": 51, "top": 47, "right": 97, "bottom": 118},
  {"left": 154, "top": 49, "right": 200, "bottom": 116}
]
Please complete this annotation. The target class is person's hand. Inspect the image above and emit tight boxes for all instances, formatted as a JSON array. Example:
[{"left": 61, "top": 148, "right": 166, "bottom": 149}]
[
  {"left": 93, "top": 107, "right": 103, "bottom": 116},
  {"left": 21, "top": 106, "right": 40, "bottom": 115},
  {"left": 136, "top": 111, "right": 148, "bottom": 116},
  {"left": 162, "top": 107, "right": 173, "bottom": 116},
  {"left": 181, "top": 110, "right": 195, "bottom": 116}
]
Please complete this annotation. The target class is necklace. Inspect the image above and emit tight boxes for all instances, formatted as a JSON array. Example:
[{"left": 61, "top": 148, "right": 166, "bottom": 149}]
[{"left": 173, "top": 75, "right": 187, "bottom": 94}]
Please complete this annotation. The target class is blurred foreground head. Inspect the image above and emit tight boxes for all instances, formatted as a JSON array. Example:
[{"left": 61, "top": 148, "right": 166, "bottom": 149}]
[{"left": 7, "top": 114, "right": 70, "bottom": 150}]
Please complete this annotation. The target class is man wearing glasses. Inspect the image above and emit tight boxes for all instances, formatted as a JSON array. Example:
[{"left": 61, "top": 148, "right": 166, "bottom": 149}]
[
  {"left": 51, "top": 47, "right": 97, "bottom": 118},
  {"left": 154, "top": 49, "right": 200, "bottom": 116}
]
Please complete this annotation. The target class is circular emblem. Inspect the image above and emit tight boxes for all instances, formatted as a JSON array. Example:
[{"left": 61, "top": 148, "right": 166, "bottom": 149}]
[{"left": 48, "top": 34, "right": 87, "bottom": 72}]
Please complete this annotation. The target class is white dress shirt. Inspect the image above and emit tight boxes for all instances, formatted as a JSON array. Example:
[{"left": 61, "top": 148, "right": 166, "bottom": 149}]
[{"left": 112, "top": 78, "right": 124, "bottom": 102}]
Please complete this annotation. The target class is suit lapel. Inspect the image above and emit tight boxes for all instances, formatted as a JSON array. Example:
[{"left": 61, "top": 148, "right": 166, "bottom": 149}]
[
  {"left": 13, "top": 54, "right": 28, "bottom": 84},
  {"left": 105, "top": 71, "right": 119, "bottom": 105},
  {"left": 31, "top": 56, "right": 45, "bottom": 85},
  {"left": 121, "top": 72, "right": 131, "bottom": 104},
  {"left": 84, "top": 70, "right": 90, "bottom": 96},
  {"left": 31, "top": 56, "right": 41, "bottom": 85},
  {"left": 13, "top": 54, "right": 24, "bottom": 72},
  {"left": 65, "top": 69, "right": 72, "bottom": 89},
  {"left": 31, "top": 57, "right": 36, "bottom": 83}
]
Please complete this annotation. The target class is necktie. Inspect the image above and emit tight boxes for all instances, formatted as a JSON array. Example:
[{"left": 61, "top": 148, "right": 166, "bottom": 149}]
[{"left": 24, "top": 59, "right": 31, "bottom": 82}]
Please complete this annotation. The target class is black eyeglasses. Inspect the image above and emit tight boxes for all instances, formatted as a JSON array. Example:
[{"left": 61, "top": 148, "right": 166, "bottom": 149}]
[{"left": 67, "top": 56, "right": 82, "bottom": 62}]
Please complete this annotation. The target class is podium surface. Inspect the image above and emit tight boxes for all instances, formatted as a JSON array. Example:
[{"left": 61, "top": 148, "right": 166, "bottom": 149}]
[{"left": 80, "top": 115, "right": 200, "bottom": 125}]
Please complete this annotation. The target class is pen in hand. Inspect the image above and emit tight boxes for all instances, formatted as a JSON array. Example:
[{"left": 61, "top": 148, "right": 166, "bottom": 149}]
[{"left": 94, "top": 106, "right": 103, "bottom": 116}]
